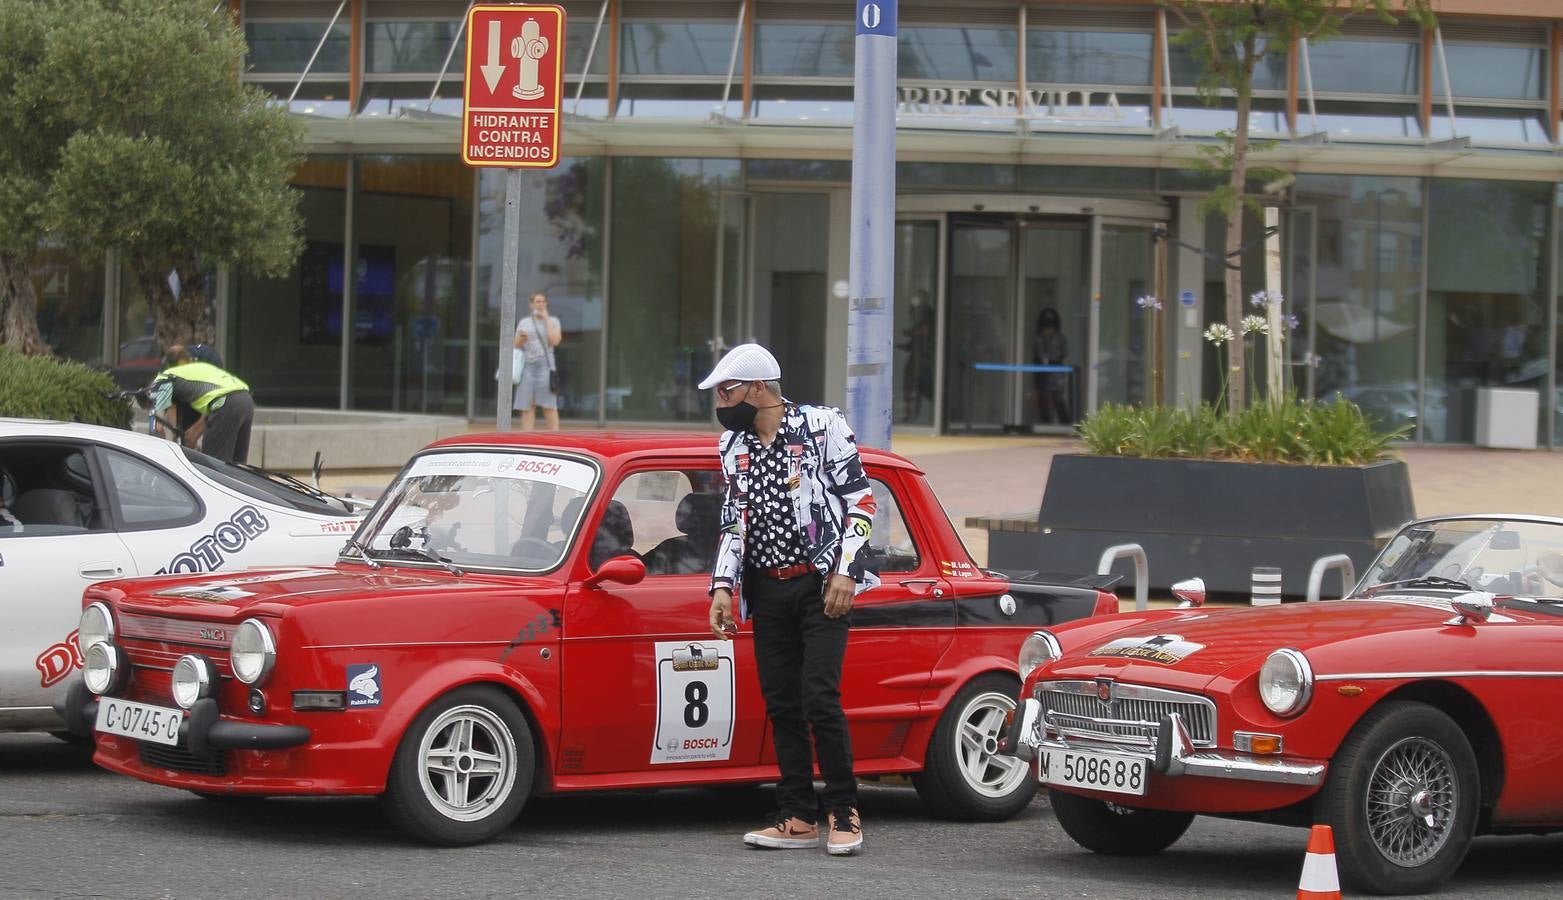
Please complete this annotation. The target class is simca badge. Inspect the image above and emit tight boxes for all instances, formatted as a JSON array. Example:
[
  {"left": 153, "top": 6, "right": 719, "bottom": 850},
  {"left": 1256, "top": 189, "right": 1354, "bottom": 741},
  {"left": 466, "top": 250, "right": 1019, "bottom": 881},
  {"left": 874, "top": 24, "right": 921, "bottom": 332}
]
[
  {"left": 1095, "top": 678, "right": 1113, "bottom": 704},
  {"left": 998, "top": 594, "right": 1017, "bottom": 617}
]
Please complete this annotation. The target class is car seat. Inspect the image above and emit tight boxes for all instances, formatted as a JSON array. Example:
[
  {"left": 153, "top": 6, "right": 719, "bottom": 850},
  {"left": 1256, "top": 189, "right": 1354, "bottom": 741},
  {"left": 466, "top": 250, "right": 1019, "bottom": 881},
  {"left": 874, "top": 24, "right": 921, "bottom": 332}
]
[
  {"left": 56, "top": 451, "right": 102, "bottom": 528},
  {"left": 12, "top": 488, "right": 88, "bottom": 528},
  {"left": 588, "top": 499, "right": 637, "bottom": 571},
  {"left": 0, "top": 466, "right": 17, "bottom": 528},
  {"left": 642, "top": 492, "right": 722, "bottom": 575}
]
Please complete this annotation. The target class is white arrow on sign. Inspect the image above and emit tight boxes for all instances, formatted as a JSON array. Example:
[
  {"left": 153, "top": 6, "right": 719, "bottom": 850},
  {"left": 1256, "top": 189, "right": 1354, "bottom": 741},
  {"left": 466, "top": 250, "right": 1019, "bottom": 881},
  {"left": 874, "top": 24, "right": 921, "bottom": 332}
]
[{"left": 481, "top": 19, "right": 506, "bottom": 92}]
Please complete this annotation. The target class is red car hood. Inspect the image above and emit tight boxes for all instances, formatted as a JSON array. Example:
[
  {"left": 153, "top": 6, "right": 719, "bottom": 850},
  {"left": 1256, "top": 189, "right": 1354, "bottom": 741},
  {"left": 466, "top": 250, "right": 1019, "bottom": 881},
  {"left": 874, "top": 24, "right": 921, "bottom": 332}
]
[
  {"left": 1046, "top": 597, "right": 1514, "bottom": 690},
  {"left": 95, "top": 566, "right": 557, "bottom": 621}
]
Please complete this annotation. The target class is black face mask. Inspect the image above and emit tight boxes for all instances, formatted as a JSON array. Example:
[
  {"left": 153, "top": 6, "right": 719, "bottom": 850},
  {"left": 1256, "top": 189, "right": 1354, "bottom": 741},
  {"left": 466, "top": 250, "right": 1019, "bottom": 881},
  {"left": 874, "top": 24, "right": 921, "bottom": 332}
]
[{"left": 717, "top": 400, "right": 759, "bottom": 432}]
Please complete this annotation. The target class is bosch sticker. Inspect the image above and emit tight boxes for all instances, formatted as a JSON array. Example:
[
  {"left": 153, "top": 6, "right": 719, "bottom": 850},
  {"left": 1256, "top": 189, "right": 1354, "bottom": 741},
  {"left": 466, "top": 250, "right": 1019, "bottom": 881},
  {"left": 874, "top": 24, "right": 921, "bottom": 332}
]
[
  {"left": 156, "top": 505, "right": 270, "bottom": 574},
  {"left": 347, "top": 664, "right": 382, "bottom": 708},
  {"left": 651, "top": 641, "right": 734, "bottom": 765},
  {"left": 36, "top": 630, "right": 84, "bottom": 688},
  {"left": 1088, "top": 634, "right": 1205, "bottom": 666}
]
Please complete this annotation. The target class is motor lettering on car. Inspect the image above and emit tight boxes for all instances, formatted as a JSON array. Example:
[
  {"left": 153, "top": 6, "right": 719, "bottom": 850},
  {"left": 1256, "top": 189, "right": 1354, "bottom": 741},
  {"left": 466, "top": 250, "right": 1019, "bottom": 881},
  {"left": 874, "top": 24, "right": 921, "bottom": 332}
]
[
  {"left": 35, "top": 630, "right": 84, "bottom": 688},
  {"left": 651, "top": 641, "right": 735, "bottom": 765},
  {"left": 155, "top": 505, "right": 270, "bottom": 574},
  {"left": 1087, "top": 634, "right": 1205, "bottom": 666}
]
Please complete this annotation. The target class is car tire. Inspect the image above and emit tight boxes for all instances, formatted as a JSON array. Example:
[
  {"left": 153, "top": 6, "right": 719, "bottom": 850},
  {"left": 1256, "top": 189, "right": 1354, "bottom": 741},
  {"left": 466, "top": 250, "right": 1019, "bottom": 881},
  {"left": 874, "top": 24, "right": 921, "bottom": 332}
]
[
  {"left": 380, "top": 685, "right": 535, "bottom": 846},
  {"left": 1049, "top": 788, "right": 1194, "bottom": 855},
  {"left": 1318, "top": 701, "right": 1479, "bottom": 896},
  {"left": 912, "top": 673, "right": 1036, "bottom": 821}
]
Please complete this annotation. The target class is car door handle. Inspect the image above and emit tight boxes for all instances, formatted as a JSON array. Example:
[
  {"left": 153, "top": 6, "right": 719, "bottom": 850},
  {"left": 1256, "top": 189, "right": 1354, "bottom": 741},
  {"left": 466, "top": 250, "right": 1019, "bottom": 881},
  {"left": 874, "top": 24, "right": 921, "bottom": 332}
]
[
  {"left": 901, "top": 578, "right": 944, "bottom": 598},
  {"left": 80, "top": 563, "right": 124, "bottom": 579}
]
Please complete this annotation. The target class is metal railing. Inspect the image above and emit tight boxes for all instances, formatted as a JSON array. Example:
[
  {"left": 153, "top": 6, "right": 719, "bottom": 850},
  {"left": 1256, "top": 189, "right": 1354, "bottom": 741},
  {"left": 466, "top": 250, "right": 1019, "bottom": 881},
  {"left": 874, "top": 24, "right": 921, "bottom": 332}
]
[
  {"left": 1306, "top": 554, "right": 1357, "bottom": 603},
  {"left": 1097, "top": 543, "right": 1148, "bottom": 611}
]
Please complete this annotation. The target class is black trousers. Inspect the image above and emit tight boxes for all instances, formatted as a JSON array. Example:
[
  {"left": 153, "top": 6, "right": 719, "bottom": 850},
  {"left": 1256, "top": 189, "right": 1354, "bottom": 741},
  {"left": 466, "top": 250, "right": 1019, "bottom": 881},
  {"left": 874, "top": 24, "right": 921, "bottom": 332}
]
[
  {"left": 202, "top": 391, "right": 254, "bottom": 464},
  {"left": 746, "top": 571, "right": 855, "bottom": 820}
]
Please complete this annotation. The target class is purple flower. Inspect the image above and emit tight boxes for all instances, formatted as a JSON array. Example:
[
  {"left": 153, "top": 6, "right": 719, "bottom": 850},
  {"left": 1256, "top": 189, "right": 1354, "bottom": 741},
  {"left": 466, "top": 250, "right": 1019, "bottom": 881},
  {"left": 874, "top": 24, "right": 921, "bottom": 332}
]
[
  {"left": 1285, "top": 314, "right": 1300, "bottom": 331},
  {"left": 1249, "top": 289, "right": 1285, "bottom": 310}
]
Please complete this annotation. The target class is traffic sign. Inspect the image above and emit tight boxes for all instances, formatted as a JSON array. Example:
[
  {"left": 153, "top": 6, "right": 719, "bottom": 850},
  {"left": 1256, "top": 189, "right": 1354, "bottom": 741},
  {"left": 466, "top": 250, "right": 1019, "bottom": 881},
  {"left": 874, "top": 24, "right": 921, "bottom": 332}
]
[{"left": 461, "top": 4, "right": 565, "bottom": 168}]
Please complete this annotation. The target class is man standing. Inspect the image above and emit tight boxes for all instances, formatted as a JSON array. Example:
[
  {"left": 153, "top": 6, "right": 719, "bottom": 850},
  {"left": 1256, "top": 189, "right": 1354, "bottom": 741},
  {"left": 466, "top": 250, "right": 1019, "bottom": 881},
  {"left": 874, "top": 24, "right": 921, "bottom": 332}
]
[
  {"left": 513, "top": 292, "right": 562, "bottom": 431},
  {"left": 149, "top": 344, "right": 255, "bottom": 464},
  {"left": 701, "top": 343, "right": 878, "bottom": 857}
]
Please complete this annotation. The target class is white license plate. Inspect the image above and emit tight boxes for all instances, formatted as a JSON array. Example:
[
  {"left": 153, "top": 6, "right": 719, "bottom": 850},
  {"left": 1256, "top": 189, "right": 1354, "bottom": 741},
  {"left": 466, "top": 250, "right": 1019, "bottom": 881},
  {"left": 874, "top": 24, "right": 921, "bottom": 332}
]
[
  {"left": 1038, "top": 747, "right": 1148, "bottom": 796},
  {"left": 95, "top": 697, "right": 185, "bottom": 747}
]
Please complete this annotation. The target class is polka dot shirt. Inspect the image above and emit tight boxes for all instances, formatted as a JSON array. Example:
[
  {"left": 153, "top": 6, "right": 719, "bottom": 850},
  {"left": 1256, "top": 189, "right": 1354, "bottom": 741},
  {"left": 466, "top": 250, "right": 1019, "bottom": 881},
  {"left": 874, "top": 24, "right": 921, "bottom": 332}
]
[{"left": 744, "top": 437, "right": 808, "bottom": 571}]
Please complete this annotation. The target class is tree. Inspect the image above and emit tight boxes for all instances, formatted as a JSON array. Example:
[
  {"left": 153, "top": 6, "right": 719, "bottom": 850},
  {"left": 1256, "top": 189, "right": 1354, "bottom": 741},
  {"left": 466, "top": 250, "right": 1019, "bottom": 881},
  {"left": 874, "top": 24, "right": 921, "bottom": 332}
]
[
  {"left": 36, "top": 0, "right": 305, "bottom": 349},
  {"left": 0, "top": 1, "right": 67, "bottom": 355},
  {"left": 1161, "top": 0, "right": 1433, "bottom": 413}
]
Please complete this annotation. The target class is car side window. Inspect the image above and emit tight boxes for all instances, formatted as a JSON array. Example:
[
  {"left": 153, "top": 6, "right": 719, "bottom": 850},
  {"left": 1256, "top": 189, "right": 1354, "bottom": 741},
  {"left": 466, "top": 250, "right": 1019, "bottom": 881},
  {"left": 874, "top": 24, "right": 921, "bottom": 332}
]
[
  {"left": 610, "top": 469, "right": 724, "bottom": 576},
  {"left": 0, "top": 443, "right": 106, "bottom": 536},
  {"left": 868, "top": 478, "right": 921, "bottom": 574},
  {"left": 101, "top": 449, "right": 200, "bottom": 528}
]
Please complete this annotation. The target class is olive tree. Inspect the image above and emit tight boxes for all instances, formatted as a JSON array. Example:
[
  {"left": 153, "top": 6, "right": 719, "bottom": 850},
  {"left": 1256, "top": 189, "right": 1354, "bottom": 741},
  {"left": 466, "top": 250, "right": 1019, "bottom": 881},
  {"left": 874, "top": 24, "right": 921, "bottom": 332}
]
[
  {"left": 37, "top": 0, "right": 305, "bottom": 349},
  {"left": 1161, "top": 0, "right": 1433, "bottom": 413}
]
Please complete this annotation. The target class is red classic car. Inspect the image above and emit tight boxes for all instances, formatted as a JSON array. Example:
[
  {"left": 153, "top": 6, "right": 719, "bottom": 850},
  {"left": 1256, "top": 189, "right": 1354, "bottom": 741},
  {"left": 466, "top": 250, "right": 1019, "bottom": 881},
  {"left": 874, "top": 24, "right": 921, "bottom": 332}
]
[
  {"left": 1000, "top": 513, "right": 1563, "bottom": 895},
  {"left": 56, "top": 432, "right": 1118, "bottom": 845}
]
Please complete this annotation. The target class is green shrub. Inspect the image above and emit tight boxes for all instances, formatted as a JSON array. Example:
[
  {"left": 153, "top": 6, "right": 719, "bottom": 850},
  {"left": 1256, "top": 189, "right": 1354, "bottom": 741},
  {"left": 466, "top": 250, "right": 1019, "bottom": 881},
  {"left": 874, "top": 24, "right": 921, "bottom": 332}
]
[
  {"left": 0, "top": 347, "right": 132, "bottom": 429},
  {"left": 1076, "top": 394, "right": 1409, "bottom": 467}
]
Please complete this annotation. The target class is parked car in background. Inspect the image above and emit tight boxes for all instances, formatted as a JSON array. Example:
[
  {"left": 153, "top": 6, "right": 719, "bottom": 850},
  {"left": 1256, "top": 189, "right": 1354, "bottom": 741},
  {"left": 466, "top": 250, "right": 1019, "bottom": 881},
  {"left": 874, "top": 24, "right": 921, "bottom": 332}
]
[
  {"left": 1, "top": 418, "right": 365, "bottom": 736},
  {"left": 1002, "top": 514, "right": 1563, "bottom": 895},
  {"left": 59, "top": 432, "right": 1120, "bottom": 844}
]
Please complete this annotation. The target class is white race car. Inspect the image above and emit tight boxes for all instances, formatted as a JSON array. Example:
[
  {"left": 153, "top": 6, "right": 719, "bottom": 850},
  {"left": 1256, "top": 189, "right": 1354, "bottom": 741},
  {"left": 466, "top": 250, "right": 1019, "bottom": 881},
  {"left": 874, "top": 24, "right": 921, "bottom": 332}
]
[{"left": 0, "top": 418, "right": 368, "bottom": 736}]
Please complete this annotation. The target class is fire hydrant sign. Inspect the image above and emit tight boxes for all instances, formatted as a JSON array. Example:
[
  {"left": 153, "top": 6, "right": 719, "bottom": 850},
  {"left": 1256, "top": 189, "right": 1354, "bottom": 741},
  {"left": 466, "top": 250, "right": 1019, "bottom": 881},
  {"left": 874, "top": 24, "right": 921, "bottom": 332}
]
[{"left": 461, "top": 4, "right": 565, "bottom": 168}]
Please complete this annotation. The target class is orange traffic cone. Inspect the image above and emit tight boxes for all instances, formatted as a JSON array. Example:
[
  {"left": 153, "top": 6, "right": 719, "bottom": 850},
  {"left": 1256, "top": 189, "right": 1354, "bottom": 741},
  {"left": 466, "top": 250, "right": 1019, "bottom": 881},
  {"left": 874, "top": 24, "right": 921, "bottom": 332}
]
[{"left": 1297, "top": 824, "right": 1342, "bottom": 899}]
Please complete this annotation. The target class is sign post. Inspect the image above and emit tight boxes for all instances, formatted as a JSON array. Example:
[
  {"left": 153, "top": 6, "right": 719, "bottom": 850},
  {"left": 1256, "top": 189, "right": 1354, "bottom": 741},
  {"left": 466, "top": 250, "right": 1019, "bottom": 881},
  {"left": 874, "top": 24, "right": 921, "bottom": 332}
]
[
  {"left": 461, "top": 4, "right": 565, "bottom": 431},
  {"left": 846, "top": 0, "right": 897, "bottom": 450}
]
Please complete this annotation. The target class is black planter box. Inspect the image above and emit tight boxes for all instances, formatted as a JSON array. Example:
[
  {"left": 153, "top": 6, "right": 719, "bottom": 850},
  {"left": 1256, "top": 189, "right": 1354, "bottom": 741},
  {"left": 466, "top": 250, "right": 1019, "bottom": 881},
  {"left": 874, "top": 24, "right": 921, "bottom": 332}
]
[{"left": 986, "top": 454, "right": 1416, "bottom": 599}]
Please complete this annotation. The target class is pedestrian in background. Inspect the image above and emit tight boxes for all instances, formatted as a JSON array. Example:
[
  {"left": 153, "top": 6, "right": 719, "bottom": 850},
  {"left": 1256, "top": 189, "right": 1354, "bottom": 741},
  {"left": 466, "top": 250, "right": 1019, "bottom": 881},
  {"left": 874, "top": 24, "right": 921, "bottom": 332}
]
[
  {"left": 513, "top": 292, "right": 562, "bottom": 431},
  {"left": 149, "top": 344, "right": 255, "bottom": 464},
  {"left": 702, "top": 343, "right": 878, "bottom": 857}
]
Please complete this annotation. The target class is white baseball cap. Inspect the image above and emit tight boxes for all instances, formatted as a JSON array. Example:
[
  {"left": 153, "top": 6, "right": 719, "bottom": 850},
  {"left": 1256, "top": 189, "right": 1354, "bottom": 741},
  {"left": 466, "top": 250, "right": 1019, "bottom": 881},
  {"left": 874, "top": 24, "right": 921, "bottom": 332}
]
[{"left": 698, "top": 343, "right": 781, "bottom": 390}]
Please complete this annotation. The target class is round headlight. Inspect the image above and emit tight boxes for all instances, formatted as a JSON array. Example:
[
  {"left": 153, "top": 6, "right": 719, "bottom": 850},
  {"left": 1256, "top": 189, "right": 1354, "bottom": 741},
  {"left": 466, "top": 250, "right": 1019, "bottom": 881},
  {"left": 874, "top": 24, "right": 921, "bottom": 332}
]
[
  {"left": 1259, "top": 648, "right": 1313, "bottom": 717},
  {"left": 1019, "top": 630, "right": 1062, "bottom": 680},
  {"left": 230, "top": 618, "right": 276, "bottom": 685},
  {"left": 171, "top": 655, "right": 215, "bottom": 710},
  {"left": 83, "top": 642, "right": 120, "bottom": 695},
  {"left": 78, "top": 603, "right": 115, "bottom": 656}
]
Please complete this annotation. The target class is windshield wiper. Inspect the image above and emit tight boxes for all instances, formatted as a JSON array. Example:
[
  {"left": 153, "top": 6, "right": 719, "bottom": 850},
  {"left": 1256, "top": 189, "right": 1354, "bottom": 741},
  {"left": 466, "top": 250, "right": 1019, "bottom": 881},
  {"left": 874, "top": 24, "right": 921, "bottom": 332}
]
[
  {"left": 342, "top": 538, "right": 381, "bottom": 569},
  {"left": 232, "top": 462, "right": 342, "bottom": 505},
  {"left": 380, "top": 546, "right": 465, "bottom": 577},
  {"left": 1368, "top": 575, "right": 1474, "bottom": 595}
]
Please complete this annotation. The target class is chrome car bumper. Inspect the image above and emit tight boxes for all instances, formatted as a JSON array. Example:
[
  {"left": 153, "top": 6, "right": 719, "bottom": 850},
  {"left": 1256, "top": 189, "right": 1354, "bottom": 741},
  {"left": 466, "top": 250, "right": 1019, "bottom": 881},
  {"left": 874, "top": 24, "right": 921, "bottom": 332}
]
[{"left": 998, "top": 697, "right": 1326, "bottom": 787}]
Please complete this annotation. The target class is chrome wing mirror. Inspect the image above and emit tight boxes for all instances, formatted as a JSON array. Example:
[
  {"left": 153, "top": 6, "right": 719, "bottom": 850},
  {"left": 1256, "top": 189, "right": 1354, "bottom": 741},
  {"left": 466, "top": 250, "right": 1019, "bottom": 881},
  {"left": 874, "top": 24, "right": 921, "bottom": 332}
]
[
  {"left": 1445, "top": 591, "right": 1496, "bottom": 626},
  {"left": 1172, "top": 577, "right": 1206, "bottom": 609}
]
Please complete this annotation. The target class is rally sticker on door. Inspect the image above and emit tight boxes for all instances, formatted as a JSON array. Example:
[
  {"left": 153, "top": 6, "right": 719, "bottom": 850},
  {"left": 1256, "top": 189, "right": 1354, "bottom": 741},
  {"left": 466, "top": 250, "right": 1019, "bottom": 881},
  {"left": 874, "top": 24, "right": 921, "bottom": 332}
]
[{"left": 650, "top": 641, "right": 735, "bottom": 765}]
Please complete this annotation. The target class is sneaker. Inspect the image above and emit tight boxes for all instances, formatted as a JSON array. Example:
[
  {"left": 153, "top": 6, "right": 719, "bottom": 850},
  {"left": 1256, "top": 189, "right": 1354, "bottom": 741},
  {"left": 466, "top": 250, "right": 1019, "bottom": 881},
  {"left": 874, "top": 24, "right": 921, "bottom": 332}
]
[
  {"left": 826, "top": 807, "right": 862, "bottom": 856},
  {"left": 743, "top": 815, "right": 820, "bottom": 849}
]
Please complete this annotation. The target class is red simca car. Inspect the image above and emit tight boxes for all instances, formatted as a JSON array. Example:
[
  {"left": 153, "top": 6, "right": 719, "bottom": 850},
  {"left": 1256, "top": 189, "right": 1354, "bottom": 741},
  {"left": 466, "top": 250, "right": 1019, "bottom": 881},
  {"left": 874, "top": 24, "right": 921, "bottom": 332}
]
[
  {"left": 1001, "top": 513, "right": 1563, "bottom": 895},
  {"left": 57, "top": 432, "right": 1118, "bottom": 845}
]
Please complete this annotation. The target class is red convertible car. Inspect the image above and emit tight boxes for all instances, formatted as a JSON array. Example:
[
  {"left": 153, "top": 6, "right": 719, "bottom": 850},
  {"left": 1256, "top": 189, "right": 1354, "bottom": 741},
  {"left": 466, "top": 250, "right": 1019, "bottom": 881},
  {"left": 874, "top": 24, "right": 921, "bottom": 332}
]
[
  {"left": 57, "top": 432, "right": 1118, "bottom": 845},
  {"left": 1001, "top": 513, "right": 1563, "bottom": 895}
]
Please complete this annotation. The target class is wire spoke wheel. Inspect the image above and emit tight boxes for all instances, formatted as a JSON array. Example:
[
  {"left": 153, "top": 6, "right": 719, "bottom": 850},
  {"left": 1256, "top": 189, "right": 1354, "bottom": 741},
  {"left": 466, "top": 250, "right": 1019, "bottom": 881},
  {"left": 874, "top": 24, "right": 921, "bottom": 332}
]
[{"left": 1363, "top": 736, "right": 1458, "bottom": 868}]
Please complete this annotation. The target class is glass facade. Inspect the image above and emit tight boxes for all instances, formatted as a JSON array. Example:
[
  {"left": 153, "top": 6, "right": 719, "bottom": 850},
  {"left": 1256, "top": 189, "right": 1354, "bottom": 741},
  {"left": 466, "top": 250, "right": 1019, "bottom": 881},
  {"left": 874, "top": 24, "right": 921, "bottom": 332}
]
[{"left": 25, "top": 2, "right": 1563, "bottom": 449}]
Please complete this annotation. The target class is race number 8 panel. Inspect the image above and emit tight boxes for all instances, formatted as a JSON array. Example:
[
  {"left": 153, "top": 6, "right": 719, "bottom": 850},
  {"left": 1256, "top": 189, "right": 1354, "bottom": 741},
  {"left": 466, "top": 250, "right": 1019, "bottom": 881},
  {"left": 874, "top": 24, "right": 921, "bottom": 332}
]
[{"left": 650, "top": 640, "right": 735, "bottom": 765}]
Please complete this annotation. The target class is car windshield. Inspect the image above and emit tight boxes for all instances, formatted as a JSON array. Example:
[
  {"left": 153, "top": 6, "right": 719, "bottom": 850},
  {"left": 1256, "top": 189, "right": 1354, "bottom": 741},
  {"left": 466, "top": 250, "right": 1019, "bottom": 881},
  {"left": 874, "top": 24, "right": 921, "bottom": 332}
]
[
  {"left": 1362, "top": 518, "right": 1563, "bottom": 600},
  {"left": 352, "top": 450, "right": 596, "bottom": 572}
]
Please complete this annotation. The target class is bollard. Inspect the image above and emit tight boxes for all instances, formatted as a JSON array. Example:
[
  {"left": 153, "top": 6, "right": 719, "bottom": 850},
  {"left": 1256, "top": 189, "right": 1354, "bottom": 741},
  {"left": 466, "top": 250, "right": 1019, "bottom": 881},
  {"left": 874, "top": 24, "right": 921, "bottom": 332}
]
[{"left": 1250, "top": 566, "right": 1283, "bottom": 606}]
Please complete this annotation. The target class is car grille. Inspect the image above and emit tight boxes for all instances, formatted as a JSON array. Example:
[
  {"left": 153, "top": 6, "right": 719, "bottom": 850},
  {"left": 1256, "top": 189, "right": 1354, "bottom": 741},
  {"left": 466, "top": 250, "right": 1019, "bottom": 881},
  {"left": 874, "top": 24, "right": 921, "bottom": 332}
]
[
  {"left": 1038, "top": 680, "right": 1217, "bottom": 749},
  {"left": 139, "top": 740, "right": 227, "bottom": 777}
]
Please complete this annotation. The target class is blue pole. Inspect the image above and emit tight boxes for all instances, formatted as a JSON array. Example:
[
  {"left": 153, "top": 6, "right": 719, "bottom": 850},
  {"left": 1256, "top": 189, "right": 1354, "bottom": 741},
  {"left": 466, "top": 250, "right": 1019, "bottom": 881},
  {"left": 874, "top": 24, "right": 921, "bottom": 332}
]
[{"left": 847, "top": 0, "right": 896, "bottom": 449}]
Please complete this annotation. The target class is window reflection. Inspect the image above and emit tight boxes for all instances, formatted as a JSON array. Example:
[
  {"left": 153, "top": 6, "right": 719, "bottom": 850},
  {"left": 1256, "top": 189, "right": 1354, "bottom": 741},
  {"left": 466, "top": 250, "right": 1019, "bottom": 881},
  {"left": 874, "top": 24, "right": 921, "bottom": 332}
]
[
  {"left": 1429, "top": 108, "right": 1552, "bottom": 144},
  {"left": 1169, "top": 35, "right": 1286, "bottom": 92},
  {"left": 1305, "top": 36, "right": 1419, "bottom": 95},
  {"left": 251, "top": 81, "right": 353, "bottom": 118},
  {"left": 894, "top": 222, "right": 939, "bottom": 427},
  {"left": 899, "top": 26, "right": 1017, "bottom": 82},
  {"left": 33, "top": 246, "right": 106, "bottom": 367},
  {"left": 1442, "top": 42, "right": 1545, "bottom": 100},
  {"left": 621, "top": 22, "right": 734, "bottom": 76},
  {"left": 1427, "top": 179, "right": 1550, "bottom": 444},
  {"left": 754, "top": 23, "right": 854, "bottom": 78},
  {"left": 244, "top": 21, "right": 349, "bottom": 73},
  {"left": 365, "top": 21, "right": 460, "bottom": 74},
  {"left": 1027, "top": 30, "right": 1152, "bottom": 87}
]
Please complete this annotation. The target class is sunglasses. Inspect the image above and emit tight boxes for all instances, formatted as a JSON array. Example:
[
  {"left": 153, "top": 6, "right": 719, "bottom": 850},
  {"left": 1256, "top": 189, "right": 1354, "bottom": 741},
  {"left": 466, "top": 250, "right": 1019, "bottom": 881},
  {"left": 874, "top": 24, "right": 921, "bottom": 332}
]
[{"left": 716, "top": 381, "right": 753, "bottom": 402}]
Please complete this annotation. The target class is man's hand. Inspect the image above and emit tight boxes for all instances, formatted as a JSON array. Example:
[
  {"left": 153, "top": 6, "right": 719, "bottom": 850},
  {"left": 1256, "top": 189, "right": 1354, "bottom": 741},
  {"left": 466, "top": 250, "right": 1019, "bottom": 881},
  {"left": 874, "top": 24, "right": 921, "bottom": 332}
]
[
  {"left": 709, "top": 588, "right": 737, "bottom": 640},
  {"left": 823, "top": 573, "right": 855, "bottom": 618}
]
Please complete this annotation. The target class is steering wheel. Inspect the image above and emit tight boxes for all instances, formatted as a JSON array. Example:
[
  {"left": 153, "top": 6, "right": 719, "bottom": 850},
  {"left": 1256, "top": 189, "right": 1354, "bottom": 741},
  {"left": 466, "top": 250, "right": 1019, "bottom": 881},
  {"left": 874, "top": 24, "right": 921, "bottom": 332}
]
[{"left": 510, "top": 537, "right": 558, "bottom": 565}]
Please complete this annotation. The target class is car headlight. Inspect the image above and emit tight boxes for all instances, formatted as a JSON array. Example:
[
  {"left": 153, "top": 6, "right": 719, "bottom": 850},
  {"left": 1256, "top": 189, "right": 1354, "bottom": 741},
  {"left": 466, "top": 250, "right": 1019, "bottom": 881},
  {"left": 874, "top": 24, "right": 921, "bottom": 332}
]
[
  {"left": 78, "top": 603, "right": 115, "bottom": 656},
  {"left": 171, "top": 655, "right": 216, "bottom": 709},
  {"left": 230, "top": 618, "right": 277, "bottom": 685},
  {"left": 1019, "top": 630, "right": 1062, "bottom": 680},
  {"left": 1259, "top": 648, "right": 1313, "bottom": 717},
  {"left": 82, "top": 642, "right": 121, "bottom": 695}
]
